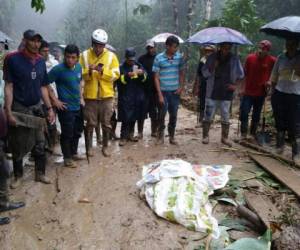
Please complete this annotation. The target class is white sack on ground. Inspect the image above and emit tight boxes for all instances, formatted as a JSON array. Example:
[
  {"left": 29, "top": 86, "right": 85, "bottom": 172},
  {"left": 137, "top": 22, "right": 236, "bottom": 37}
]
[{"left": 136, "top": 159, "right": 232, "bottom": 239}]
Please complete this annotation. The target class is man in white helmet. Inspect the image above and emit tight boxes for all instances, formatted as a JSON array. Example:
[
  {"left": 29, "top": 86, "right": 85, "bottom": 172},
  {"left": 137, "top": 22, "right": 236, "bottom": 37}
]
[{"left": 79, "top": 29, "right": 120, "bottom": 157}]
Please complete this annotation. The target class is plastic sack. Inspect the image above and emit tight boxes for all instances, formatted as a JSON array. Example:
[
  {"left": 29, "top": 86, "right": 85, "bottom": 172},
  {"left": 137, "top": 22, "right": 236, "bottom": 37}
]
[{"left": 137, "top": 159, "right": 232, "bottom": 239}]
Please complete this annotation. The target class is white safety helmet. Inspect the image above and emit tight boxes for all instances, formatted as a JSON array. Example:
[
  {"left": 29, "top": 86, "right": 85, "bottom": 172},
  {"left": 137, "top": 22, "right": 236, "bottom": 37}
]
[{"left": 92, "top": 29, "right": 108, "bottom": 44}]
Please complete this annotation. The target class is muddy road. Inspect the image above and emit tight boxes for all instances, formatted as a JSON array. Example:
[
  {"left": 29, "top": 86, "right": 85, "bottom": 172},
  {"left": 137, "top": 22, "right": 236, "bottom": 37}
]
[{"left": 0, "top": 107, "right": 260, "bottom": 250}]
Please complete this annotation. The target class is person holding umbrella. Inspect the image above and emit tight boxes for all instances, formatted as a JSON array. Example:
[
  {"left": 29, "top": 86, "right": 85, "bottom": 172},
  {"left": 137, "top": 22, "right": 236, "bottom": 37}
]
[
  {"left": 271, "top": 38, "right": 300, "bottom": 163},
  {"left": 202, "top": 43, "right": 244, "bottom": 146}
]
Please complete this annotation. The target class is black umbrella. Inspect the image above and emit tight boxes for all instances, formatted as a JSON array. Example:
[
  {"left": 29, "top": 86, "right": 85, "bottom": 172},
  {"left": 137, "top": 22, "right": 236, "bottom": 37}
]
[{"left": 260, "top": 16, "right": 300, "bottom": 39}]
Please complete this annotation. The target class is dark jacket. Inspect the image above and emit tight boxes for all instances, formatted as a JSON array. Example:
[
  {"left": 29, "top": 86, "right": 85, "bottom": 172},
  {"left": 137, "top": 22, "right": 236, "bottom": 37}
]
[
  {"left": 138, "top": 53, "right": 156, "bottom": 93},
  {"left": 117, "top": 61, "right": 147, "bottom": 122}
]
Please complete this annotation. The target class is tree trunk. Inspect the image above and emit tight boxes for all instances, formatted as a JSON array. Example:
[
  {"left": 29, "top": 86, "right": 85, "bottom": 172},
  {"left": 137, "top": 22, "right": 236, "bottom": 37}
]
[
  {"left": 204, "top": 0, "right": 212, "bottom": 21},
  {"left": 172, "top": 0, "right": 179, "bottom": 35},
  {"left": 187, "top": 0, "right": 196, "bottom": 38}
]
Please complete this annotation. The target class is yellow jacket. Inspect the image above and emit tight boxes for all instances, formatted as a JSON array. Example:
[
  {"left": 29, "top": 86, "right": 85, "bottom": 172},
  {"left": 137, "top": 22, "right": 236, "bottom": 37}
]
[{"left": 79, "top": 48, "right": 120, "bottom": 99}]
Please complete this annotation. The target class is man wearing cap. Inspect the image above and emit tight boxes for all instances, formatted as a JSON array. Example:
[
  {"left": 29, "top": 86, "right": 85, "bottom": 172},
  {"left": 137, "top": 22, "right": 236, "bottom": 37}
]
[
  {"left": 193, "top": 45, "right": 216, "bottom": 124},
  {"left": 3, "top": 29, "right": 55, "bottom": 188},
  {"left": 79, "top": 29, "right": 120, "bottom": 157},
  {"left": 240, "top": 40, "right": 276, "bottom": 139},
  {"left": 117, "top": 48, "right": 147, "bottom": 146},
  {"left": 138, "top": 40, "right": 158, "bottom": 138}
]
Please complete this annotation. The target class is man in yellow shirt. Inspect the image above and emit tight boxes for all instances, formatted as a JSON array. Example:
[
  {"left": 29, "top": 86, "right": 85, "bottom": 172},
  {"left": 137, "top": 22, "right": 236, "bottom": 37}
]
[{"left": 80, "top": 29, "right": 120, "bottom": 157}]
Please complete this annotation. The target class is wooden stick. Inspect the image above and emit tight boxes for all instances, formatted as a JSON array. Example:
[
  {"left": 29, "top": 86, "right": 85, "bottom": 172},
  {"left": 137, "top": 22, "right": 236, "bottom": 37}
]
[{"left": 55, "top": 167, "right": 61, "bottom": 193}]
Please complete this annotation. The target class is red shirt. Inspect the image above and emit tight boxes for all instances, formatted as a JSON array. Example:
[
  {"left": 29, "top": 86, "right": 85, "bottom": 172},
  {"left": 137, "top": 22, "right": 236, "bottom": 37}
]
[{"left": 244, "top": 53, "right": 276, "bottom": 96}]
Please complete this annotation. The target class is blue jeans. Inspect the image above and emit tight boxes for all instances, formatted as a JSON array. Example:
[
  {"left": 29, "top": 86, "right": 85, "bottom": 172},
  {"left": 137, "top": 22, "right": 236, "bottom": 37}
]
[
  {"left": 240, "top": 95, "right": 265, "bottom": 134},
  {"left": 158, "top": 91, "right": 180, "bottom": 134},
  {"left": 204, "top": 98, "right": 231, "bottom": 123},
  {"left": 58, "top": 109, "right": 84, "bottom": 159}
]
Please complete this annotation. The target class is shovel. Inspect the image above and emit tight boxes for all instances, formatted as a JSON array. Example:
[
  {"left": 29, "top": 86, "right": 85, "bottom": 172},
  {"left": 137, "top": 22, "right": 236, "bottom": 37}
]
[{"left": 256, "top": 100, "right": 271, "bottom": 145}]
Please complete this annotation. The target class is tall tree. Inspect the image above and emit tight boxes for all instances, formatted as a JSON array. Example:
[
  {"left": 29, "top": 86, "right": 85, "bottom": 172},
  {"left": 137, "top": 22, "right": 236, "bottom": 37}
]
[
  {"left": 172, "top": 0, "right": 179, "bottom": 34},
  {"left": 204, "top": 0, "right": 213, "bottom": 21}
]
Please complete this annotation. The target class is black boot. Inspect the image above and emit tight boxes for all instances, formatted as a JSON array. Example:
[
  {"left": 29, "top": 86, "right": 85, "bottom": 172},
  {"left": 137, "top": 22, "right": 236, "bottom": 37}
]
[
  {"left": 202, "top": 121, "right": 211, "bottom": 144},
  {"left": 0, "top": 201, "right": 25, "bottom": 212},
  {"left": 138, "top": 120, "right": 144, "bottom": 139},
  {"left": 292, "top": 138, "right": 300, "bottom": 165},
  {"left": 276, "top": 131, "right": 285, "bottom": 154},
  {"left": 168, "top": 127, "right": 178, "bottom": 145},
  {"left": 221, "top": 122, "right": 232, "bottom": 147},
  {"left": 151, "top": 119, "right": 158, "bottom": 137},
  {"left": 250, "top": 122, "right": 259, "bottom": 136},
  {"left": 240, "top": 122, "right": 248, "bottom": 139},
  {"left": 35, "top": 156, "right": 51, "bottom": 184},
  {"left": 0, "top": 217, "right": 10, "bottom": 225}
]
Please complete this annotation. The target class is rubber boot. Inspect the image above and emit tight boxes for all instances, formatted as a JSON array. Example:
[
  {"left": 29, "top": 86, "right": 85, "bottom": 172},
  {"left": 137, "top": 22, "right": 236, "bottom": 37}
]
[
  {"left": 0, "top": 217, "right": 10, "bottom": 225},
  {"left": 35, "top": 157, "right": 51, "bottom": 184},
  {"left": 202, "top": 121, "right": 211, "bottom": 144},
  {"left": 156, "top": 129, "right": 164, "bottom": 145},
  {"left": 96, "top": 125, "right": 102, "bottom": 145},
  {"left": 10, "top": 160, "right": 23, "bottom": 189},
  {"left": 221, "top": 122, "right": 232, "bottom": 147},
  {"left": 102, "top": 130, "right": 111, "bottom": 157},
  {"left": 250, "top": 122, "right": 258, "bottom": 137},
  {"left": 292, "top": 138, "right": 300, "bottom": 165},
  {"left": 240, "top": 121, "right": 248, "bottom": 139},
  {"left": 168, "top": 127, "right": 178, "bottom": 145},
  {"left": 110, "top": 120, "right": 119, "bottom": 140},
  {"left": 276, "top": 131, "right": 285, "bottom": 154},
  {"left": 138, "top": 120, "right": 144, "bottom": 139},
  {"left": 151, "top": 119, "right": 158, "bottom": 137}
]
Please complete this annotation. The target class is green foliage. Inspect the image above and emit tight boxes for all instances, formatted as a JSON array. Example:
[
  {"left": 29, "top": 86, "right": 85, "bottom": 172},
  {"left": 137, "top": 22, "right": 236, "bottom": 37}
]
[{"left": 31, "top": 0, "right": 45, "bottom": 13}]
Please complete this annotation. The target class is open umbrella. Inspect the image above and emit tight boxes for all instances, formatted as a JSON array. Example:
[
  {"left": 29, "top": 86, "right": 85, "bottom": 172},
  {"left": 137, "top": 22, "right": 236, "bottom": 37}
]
[
  {"left": 0, "top": 30, "right": 13, "bottom": 43},
  {"left": 186, "top": 27, "right": 252, "bottom": 45},
  {"left": 150, "top": 32, "right": 184, "bottom": 43},
  {"left": 260, "top": 16, "right": 300, "bottom": 39}
]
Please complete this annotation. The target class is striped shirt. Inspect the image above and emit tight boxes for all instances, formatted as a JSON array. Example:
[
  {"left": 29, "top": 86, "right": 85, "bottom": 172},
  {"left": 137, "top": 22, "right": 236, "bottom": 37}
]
[
  {"left": 152, "top": 51, "right": 184, "bottom": 91},
  {"left": 48, "top": 63, "right": 82, "bottom": 111}
]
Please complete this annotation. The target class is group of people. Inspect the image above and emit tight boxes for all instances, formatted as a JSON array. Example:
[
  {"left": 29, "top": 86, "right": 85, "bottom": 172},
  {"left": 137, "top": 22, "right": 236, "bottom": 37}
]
[
  {"left": 0, "top": 26, "right": 300, "bottom": 225},
  {"left": 193, "top": 38, "right": 300, "bottom": 166}
]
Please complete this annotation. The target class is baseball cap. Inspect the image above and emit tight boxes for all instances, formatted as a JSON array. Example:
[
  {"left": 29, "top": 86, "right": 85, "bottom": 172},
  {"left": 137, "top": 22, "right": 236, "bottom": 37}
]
[
  {"left": 23, "top": 29, "right": 43, "bottom": 41},
  {"left": 146, "top": 39, "right": 155, "bottom": 48},
  {"left": 125, "top": 47, "right": 136, "bottom": 60},
  {"left": 259, "top": 40, "right": 272, "bottom": 51}
]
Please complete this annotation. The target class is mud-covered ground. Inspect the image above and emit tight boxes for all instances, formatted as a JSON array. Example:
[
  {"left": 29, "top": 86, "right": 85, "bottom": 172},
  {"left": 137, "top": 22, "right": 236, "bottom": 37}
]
[{"left": 0, "top": 106, "right": 298, "bottom": 250}]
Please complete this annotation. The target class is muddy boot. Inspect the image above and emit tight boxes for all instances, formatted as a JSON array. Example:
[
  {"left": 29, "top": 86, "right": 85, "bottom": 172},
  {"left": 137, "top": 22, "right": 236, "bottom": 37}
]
[
  {"left": 102, "top": 131, "right": 111, "bottom": 157},
  {"left": 119, "top": 138, "right": 127, "bottom": 146},
  {"left": 138, "top": 120, "right": 144, "bottom": 139},
  {"left": 221, "top": 122, "right": 232, "bottom": 147},
  {"left": 156, "top": 129, "right": 164, "bottom": 145},
  {"left": 64, "top": 158, "right": 77, "bottom": 168},
  {"left": 35, "top": 157, "right": 51, "bottom": 184},
  {"left": 168, "top": 128, "right": 178, "bottom": 145},
  {"left": 276, "top": 131, "right": 285, "bottom": 154},
  {"left": 240, "top": 122, "right": 248, "bottom": 140},
  {"left": 151, "top": 119, "right": 158, "bottom": 137},
  {"left": 10, "top": 177, "right": 22, "bottom": 189},
  {"left": 96, "top": 125, "right": 102, "bottom": 145},
  {"left": 202, "top": 121, "right": 211, "bottom": 144},
  {"left": 128, "top": 132, "right": 139, "bottom": 142},
  {"left": 250, "top": 122, "right": 258, "bottom": 137},
  {"left": 292, "top": 139, "right": 300, "bottom": 165},
  {"left": 110, "top": 120, "right": 119, "bottom": 140},
  {"left": 10, "top": 160, "right": 23, "bottom": 189}
]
